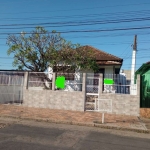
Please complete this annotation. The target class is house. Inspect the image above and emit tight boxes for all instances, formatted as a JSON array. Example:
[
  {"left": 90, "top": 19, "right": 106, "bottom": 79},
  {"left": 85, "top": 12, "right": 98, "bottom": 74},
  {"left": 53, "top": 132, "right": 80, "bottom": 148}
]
[
  {"left": 135, "top": 61, "right": 150, "bottom": 108},
  {"left": 48, "top": 45, "right": 123, "bottom": 91},
  {"left": 80, "top": 45, "right": 123, "bottom": 74}
]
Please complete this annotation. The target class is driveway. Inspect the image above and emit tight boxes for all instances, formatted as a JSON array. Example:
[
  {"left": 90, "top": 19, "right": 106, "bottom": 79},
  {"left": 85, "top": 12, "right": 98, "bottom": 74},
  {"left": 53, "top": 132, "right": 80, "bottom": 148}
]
[{"left": 0, "top": 118, "right": 150, "bottom": 150}]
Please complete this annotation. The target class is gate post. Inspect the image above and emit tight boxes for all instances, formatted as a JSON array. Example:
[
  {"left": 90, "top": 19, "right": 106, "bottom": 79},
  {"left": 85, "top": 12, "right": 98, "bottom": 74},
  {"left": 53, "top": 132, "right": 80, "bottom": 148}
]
[
  {"left": 52, "top": 73, "right": 56, "bottom": 91},
  {"left": 23, "top": 72, "right": 29, "bottom": 89},
  {"left": 82, "top": 73, "right": 86, "bottom": 111},
  {"left": 98, "top": 73, "right": 103, "bottom": 98}
]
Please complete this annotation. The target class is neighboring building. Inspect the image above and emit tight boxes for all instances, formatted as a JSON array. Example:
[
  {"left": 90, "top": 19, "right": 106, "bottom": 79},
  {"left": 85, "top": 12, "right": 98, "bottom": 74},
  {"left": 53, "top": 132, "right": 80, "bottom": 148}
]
[
  {"left": 123, "top": 70, "right": 131, "bottom": 80},
  {"left": 135, "top": 61, "right": 150, "bottom": 108},
  {"left": 48, "top": 45, "right": 123, "bottom": 91}
]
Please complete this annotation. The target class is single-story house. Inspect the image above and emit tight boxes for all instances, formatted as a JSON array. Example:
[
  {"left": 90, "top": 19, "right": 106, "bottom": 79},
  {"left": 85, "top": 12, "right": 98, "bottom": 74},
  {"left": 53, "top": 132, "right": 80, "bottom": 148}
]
[
  {"left": 48, "top": 45, "right": 123, "bottom": 91},
  {"left": 135, "top": 61, "right": 150, "bottom": 108}
]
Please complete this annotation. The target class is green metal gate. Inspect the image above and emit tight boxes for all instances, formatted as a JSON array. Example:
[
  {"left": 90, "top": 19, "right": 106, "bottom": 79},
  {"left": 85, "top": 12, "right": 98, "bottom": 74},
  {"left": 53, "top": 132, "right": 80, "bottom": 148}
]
[
  {"left": 135, "top": 62, "right": 150, "bottom": 108},
  {"left": 141, "top": 73, "right": 150, "bottom": 108}
]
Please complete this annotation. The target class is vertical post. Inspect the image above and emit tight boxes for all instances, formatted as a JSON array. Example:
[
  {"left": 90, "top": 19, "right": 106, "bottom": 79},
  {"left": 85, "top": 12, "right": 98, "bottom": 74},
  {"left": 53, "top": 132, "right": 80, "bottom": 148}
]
[
  {"left": 20, "top": 76, "right": 24, "bottom": 104},
  {"left": 82, "top": 73, "right": 86, "bottom": 111},
  {"left": 98, "top": 98, "right": 100, "bottom": 111},
  {"left": 8, "top": 75, "right": 11, "bottom": 85},
  {"left": 23, "top": 72, "right": 29, "bottom": 90},
  {"left": 95, "top": 98, "right": 97, "bottom": 110},
  {"left": 52, "top": 73, "right": 56, "bottom": 91},
  {"left": 137, "top": 74, "right": 140, "bottom": 116},
  {"left": 13, "top": 77, "right": 15, "bottom": 104},
  {"left": 102, "top": 113, "right": 105, "bottom": 124},
  {"left": 98, "top": 73, "right": 103, "bottom": 99},
  {"left": 131, "top": 35, "right": 137, "bottom": 85}
]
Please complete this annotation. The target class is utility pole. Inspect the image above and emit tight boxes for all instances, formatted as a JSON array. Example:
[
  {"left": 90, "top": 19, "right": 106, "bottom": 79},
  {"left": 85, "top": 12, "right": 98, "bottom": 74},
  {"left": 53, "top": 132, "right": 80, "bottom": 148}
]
[{"left": 131, "top": 35, "right": 137, "bottom": 87}]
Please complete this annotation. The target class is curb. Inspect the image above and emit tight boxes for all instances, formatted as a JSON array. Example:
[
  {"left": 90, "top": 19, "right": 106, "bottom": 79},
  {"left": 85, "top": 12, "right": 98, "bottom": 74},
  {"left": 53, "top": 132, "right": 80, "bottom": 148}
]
[
  {"left": 0, "top": 115, "right": 149, "bottom": 134},
  {"left": 93, "top": 123, "right": 150, "bottom": 134}
]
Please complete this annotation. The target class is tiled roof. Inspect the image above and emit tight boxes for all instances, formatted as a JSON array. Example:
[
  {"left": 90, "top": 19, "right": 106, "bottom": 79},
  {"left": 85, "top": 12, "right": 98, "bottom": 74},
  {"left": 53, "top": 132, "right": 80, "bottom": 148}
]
[{"left": 78, "top": 45, "right": 123, "bottom": 61}]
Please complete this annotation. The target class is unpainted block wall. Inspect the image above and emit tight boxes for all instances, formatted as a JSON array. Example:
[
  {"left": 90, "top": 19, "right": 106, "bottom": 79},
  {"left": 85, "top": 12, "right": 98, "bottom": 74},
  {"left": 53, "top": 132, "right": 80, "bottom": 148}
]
[
  {"left": 99, "top": 94, "right": 139, "bottom": 116},
  {"left": 23, "top": 72, "right": 86, "bottom": 111},
  {"left": 23, "top": 90, "right": 85, "bottom": 111},
  {"left": 23, "top": 72, "right": 140, "bottom": 116},
  {"left": 98, "top": 74, "right": 140, "bottom": 116}
]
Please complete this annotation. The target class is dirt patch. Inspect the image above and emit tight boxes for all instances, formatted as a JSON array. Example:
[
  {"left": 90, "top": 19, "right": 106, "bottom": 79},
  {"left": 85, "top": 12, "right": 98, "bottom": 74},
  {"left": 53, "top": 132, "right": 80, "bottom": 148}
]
[{"left": 140, "top": 108, "right": 150, "bottom": 119}]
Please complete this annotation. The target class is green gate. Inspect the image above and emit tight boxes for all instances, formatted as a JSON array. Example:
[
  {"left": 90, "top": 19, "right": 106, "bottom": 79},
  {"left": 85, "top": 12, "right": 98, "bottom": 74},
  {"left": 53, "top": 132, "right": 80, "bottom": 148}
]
[
  {"left": 141, "top": 73, "right": 150, "bottom": 108},
  {"left": 135, "top": 62, "right": 150, "bottom": 108}
]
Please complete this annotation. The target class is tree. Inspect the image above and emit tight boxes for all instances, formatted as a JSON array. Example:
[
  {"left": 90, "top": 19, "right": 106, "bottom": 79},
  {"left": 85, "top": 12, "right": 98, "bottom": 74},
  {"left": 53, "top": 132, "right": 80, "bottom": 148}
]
[{"left": 7, "top": 26, "right": 99, "bottom": 89}]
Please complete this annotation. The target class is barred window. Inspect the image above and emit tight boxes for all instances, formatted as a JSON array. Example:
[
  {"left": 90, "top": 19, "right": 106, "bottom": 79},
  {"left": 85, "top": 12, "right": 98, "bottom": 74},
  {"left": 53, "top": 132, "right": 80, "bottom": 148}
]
[{"left": 53, "top": 66, "right": 75, "bottom": 80}]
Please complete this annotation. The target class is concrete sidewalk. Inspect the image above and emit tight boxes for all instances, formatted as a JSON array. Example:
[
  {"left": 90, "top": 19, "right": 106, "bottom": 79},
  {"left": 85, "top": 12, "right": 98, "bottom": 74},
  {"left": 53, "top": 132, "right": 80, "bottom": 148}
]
[{"left": 0, "top": 104, "right": 148, "bottom": 133}]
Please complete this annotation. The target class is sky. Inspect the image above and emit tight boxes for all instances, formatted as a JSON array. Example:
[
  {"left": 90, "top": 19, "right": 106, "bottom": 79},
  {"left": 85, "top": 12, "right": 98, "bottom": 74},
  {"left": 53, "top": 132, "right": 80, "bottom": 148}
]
[{"left": 0, "top": 0, "right": 150, "bottom": 71}]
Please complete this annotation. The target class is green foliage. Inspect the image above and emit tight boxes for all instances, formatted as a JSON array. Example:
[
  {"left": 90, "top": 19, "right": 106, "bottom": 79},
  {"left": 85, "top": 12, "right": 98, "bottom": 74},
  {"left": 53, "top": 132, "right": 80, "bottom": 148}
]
[
  {"left": 7, "top": 27, "right": 64, "bottom": 71},
  {"left": 7, "top": 26, "right": 98, "bottom": 72}
]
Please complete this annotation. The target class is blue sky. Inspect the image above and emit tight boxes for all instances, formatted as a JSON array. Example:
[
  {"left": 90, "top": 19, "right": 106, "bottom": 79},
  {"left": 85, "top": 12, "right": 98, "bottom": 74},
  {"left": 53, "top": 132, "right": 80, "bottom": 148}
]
[{"left": 0, "top": 0, "right": 150, "bottom": 70}]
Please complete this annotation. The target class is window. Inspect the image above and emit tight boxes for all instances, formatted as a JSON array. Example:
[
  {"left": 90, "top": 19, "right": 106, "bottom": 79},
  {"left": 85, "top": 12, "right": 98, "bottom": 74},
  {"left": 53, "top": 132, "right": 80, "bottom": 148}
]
[{"left": 53, "top": 66, "right": 75, "bottom": 80}]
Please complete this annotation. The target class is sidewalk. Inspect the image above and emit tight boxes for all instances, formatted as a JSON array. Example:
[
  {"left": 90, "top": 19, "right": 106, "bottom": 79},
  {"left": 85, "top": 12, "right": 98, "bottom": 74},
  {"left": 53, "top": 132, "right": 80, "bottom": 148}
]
[{"left": 0, "top": 104, "right": 149, "bottom": 133}]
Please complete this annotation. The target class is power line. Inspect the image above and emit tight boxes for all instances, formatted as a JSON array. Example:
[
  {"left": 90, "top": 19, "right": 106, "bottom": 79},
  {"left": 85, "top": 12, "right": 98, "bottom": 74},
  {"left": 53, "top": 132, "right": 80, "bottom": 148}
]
[
  {"left": 0, "top": 26, "right": 150, "bottom": 35},
  {"left": 119, "top": 45, "right": 132, "bottom": 58},
  {"left": 2, "top": 2, "right": 150, "bottom": 14},
  {"left": 1, "top": 16, "right": 150, "bottom": 28},
  {"left": 2, "top": 9, "right": 150, "bottom": 21}
]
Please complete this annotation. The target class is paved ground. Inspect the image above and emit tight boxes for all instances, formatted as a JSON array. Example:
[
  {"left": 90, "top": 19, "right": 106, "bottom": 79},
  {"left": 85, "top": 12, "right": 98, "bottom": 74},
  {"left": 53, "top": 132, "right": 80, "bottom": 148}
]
[
  {"left": 0, "top": 118, "right": 150, "bottom": 150},
  {"left": 140, "top": 117, "right": 150, "bottom": 130},
  {"left": 0, "top": 104, "right": 148, "bottom": 132}
]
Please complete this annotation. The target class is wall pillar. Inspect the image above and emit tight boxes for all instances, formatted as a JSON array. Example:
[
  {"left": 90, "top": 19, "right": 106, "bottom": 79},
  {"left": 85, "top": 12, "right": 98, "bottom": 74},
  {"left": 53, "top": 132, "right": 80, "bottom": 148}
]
[
  {"left": 52, "top": 73, "right": 56, "bottom": 91},
  {"left": 98, "top": 73, "right": 103, "bottom": 98},
  {"left": 23, "top": 72, "right": 29, "bottom": 89},
  {"left": 82, "top": 73, "right": 86, "bottom": 111}
]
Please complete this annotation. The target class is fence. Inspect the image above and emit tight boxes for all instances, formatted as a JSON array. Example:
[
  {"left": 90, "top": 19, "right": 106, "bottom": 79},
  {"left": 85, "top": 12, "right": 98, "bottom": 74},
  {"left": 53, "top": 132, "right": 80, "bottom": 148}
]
[
  {"left": 56, "top": 72, "right": 83, "bottom": 91},
  {"left": 0, "top": 71, "right": 140, "bottom": 115},
  {"left": 0, "top": 72, "right": 24, "bottom": 104},
  {"left": 28, "top": 72, "right": 53, "bottom": 89},
  {"left": 85, "top": 73, "right": 137, "bottom": 95},
  {"left": 28, "top": 72, "right": 83, "bottom": 91},
  {"left": 103, "top": 74, "right": 137, "bottom": 95}
]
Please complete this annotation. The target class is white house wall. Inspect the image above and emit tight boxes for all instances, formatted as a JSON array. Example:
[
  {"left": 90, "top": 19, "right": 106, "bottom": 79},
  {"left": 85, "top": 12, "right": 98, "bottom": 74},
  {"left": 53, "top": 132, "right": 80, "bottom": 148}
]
[{"left": 104, "top": 66, "right": 113, "bottom": 75}]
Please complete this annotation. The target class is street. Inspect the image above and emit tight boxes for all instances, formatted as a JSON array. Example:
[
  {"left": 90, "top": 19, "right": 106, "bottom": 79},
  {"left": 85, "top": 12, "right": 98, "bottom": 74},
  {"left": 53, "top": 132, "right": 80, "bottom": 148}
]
[{"left": 0, "top": 118, "right": 150, "bottom": 150}]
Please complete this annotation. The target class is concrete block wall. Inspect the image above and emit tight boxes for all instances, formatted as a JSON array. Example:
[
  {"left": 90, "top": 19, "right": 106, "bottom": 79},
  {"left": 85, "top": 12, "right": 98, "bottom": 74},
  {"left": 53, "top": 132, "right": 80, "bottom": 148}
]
[
  {"left": 98, "top": 74, "right": 140, "bottom": 116},
  {"left": 23, "top": 90, "right": 85, "bottom": 111},
  {"left": 99, "top": 94, "right": 139, "bottom": 116},
  {"left": 23, "top": 72, "right": 140, "bottom": 116},
  {"left": 23, "top": 72, "right": 85, "bottom": 111}
]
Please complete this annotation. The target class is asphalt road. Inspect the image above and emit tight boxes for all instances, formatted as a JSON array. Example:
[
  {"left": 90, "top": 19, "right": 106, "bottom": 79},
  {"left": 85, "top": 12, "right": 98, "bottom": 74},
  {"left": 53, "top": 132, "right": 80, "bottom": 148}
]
[{"left": 0, "top": 118, "right": 150, "bottom": 150}]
